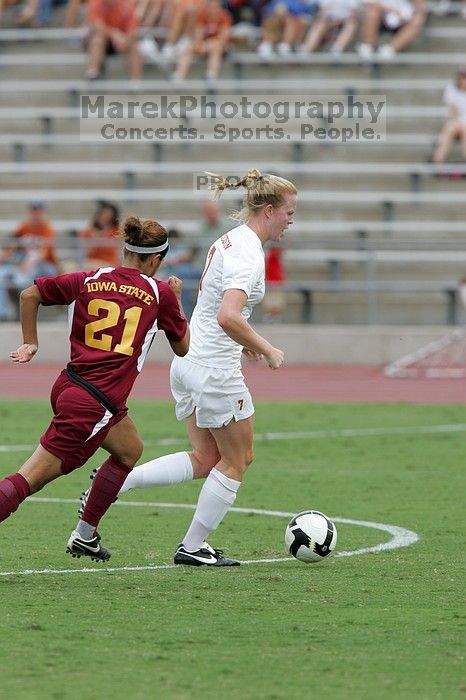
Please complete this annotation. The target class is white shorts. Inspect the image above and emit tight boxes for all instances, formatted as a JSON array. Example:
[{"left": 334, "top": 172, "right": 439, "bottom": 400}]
[{"left": 170, "top": 356, "right": 255, "bottom": 429}]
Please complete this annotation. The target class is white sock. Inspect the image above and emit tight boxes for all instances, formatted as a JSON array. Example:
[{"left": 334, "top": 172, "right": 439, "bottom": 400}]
[
  {"left": 182, "top": 468, "right": 241, "bottom": 552},
  {"left": 119, "top": 451, "right": 193, "bottom": 494},
  {"left": 75, "top": 519, "right": 95, "bottom": 540}
]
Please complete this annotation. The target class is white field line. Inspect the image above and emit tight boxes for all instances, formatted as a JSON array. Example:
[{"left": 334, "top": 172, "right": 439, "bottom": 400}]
[
  {"left": 1, "top": 422, "right": 465, "bottom": 453},
  {"left": 0, "top": 499, "right": 419, "bottom": 578}
]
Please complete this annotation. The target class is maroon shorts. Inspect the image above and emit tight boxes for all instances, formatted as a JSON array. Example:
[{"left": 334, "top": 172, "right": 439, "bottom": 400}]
[{"left": 40, "top": 372, "right": 127, "bottom": 475}]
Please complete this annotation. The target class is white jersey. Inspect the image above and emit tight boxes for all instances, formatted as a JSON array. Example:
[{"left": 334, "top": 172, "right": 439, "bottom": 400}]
[{"left": 185, "top": 223, "right": 265, "bottom": 369}]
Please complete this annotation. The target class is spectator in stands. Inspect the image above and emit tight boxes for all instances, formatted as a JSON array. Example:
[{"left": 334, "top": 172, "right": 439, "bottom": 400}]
[
  {"left": 197, "top": 197, "right": 230, "bottom": 240},
  {"left": 172, "top": 0, "right": 232, "bottom": 81},
  {"left": 195, "top": 198, "right": 230, "bottom": 266},
  {"left": 159, "top": 228, "right": 201, "bottom": 319},
  {"left": 64, "top": 0, "right": 88, "bottom": 26},
  {"left": 257, "top": 0, "right": 317, "bottom": 58},
  {"left": 80, "top": 201, "right": 120, "bottom": 270},
  {"left": 136, "top": 0, "right": 166, "bottom": 26},
  {"left": 159, "top": 0, "right": 204, "bottom": 62},
  {"left": 264, "top": 244, "right": 286, "bottom": 322},
  {"left": 299, "top": 0, "right": 360, "bottom": 54},
  {"left": 357, "top": 0, "right": 425, "bottom": 60},
  {"left": 85, "top": 0, "right": 143, "bottom": 80},
  {"left": 224, "top": 0, "right": 268, "bottom": 27},
  {"left": 433, "top": 67, "right": 466, "bottom": 164},
  {"left": 3, "top": 0, "right": 60, "bottom": 25},
  {"left": 0, "top": 202, "right": 57, "bottom": 321},
  {"left": 137, "top": 0, "right": 172, "bottom": 63}
]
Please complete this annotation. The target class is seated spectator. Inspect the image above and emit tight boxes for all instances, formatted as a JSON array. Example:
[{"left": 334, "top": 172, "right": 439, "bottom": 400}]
[
  {"left": 257, "top": 0, "right": 316, "bottom": 58},
  {"left": 198, "top": 197, "right": 230, "bottom": 238},
  {"left": 80, "top": 201, "right": 120, "bottom": 269},
  {"left": 357, "top": 0, "right": 425, "bottom": 60},
  {"left": 159, "top": 228, "right": 201, "bottom": 319},
  {"left": 14, "top": 0, "right": 69, "bottom": 26},
  {"left": 0, "top": 202, "right": 57, "bottom": 321},
  {"left": 433, "top": 68, "right": 466, "bottom": 165},
  {"left": 161, "top": 0, "right": 205, "bottom": 62},
  {"left": 136, "top": 0, "right": 167, "bottom": 26},
  {"left": 137, "top": 0, "right": 169, "bottom": 62},
  {"left": 85, "top": 0, "right": 142, "bottom": 80},
  {"left": 224, "top": 0, "right": 267, "bottom": 27},
  {"left": 300, "top": 0, "right": 360, "bottom": 54},
  {"left": 172, "top": 0, "right": 232, "bottom": 81},
  {"left": 64, "top": 0, "right": 88, "bottom": 26}
]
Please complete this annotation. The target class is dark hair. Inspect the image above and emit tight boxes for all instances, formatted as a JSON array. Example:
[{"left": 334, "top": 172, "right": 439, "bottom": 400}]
[
  {"left": 93, "top": 200, "right": 119, "bottom": 229},
  {"left": 121, "top": 215, "right": 169, "bottom": 261}
]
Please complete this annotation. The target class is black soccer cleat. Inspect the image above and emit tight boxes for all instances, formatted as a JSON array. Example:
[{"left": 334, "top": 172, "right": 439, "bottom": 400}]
[
  {"left": 174, "top": 542, "right": 240, "bottom": 567},
  {"left": 66, "top": 530, "right": 111, "bottom": 562}
]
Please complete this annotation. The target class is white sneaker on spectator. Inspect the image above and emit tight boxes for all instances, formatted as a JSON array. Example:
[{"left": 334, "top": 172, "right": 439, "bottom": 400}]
[
  {"left": 277, "top": 42, "right": 291, "bottom": 56},
  {"left": 329, "top": 44, "right": 343, "bottom": 55},
  {"left": 162, "top": 43, "right": 176, "bottom": 61},
  {"left": 205, "top": 72, "right": 217, "bottom": 87},
  {"left": 357, "top": 43, "right": 373, "bottom": 60},
  {"left": 378, "top": 44, "right": 395, "bottom": 61},
  {"left": 139, "top": 36, "right": 159, "bottom": 63},
  {"left": 175, "top": 36, "right": 191, "bottom": 56},
  {"left": 85, "top": 69, "right": 101, "bottom": 80},
  {"left": 258, "top": 41, "right": 274, "bottom": 59}
]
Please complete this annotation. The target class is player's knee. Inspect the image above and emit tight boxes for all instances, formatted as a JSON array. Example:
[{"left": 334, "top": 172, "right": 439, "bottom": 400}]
[
  {"left": 196, "top": 463, "right": 214, "bottom": 478},
  {"left": 245, "top": 446, "right": 254, "bottom": 468},
  {"left": 116, "top": 438, "right": 143, "bottom": 467},
  {"left": 191, "top": 449, "right": 218, "bottom": 478}
]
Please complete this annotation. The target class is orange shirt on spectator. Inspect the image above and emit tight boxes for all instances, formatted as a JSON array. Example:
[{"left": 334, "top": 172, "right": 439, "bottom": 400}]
[
  {"left": 80, "top": 225, "right": 120, "bottom": 267},
  {"left": 197, "top": 5, "right": 232, "bottom": 39},
  {"left": 88, "top": 0, "right": 139, "bottom": 32},
  {"left": 15, "top": 220, "right": 57, "bottom": 266}
]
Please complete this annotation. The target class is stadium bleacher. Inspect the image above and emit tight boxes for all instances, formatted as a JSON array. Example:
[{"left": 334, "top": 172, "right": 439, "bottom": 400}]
[{"left": 0, "top": 3, "right": 465, "bottom": 325}]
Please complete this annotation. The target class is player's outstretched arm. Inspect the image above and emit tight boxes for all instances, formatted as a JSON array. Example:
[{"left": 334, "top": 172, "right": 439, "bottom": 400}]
[{"left": 10, "top": 285, "right": 42, "bottom": 363}]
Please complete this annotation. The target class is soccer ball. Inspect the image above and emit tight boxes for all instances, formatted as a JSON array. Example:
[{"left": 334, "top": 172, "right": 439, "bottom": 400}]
[{"left": 285, "top": 510, "right": 337, "bottom": 563}]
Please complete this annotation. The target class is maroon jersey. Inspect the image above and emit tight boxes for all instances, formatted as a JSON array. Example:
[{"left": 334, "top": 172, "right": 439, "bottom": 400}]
[{"left": 36, "top": 266, "right": 187, "bottom": 406}]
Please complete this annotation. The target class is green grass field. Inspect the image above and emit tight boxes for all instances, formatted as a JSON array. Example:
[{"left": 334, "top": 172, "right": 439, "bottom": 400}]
[{"left": 0, "top": 400, "right": 465, "bottom": 700}]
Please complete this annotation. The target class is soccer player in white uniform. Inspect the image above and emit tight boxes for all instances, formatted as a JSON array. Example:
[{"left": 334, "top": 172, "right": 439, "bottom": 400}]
[{"left": 78, "top": 169, "right": 297, "bottom": 566}]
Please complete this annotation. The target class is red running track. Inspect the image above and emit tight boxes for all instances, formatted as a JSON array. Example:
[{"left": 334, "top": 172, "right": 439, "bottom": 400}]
[{"left": 0, "top": 363, "right": 465, "bottom": 404}]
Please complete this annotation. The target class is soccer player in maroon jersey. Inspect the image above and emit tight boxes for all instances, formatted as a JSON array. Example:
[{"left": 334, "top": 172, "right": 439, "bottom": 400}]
[{"left": 0, "top": 216, "right": 189, "bottom": 562}]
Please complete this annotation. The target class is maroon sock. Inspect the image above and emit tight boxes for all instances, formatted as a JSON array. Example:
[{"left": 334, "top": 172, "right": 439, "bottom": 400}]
[
  {"left": 0, "top": 473, "right": 31, "bottom": 523},
  {"left": 80, "top": 457, "right": 131, "bottom": 528}
]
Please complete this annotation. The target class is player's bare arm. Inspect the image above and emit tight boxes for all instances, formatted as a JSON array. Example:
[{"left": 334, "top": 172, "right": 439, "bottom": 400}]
[
  {"left": 167, "top": 275, "right": 190, "bottom": 356},
  {"left": 217, "top": 288, "right": 284, "bottom": 369},
  {"left": 10, "top": 284, "right": 43, "bottom": 363}
]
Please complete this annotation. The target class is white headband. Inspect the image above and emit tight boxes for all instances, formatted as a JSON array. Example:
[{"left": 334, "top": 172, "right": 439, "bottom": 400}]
[{"left": 125, "top": 241, "right": 169, "bottom": 254}]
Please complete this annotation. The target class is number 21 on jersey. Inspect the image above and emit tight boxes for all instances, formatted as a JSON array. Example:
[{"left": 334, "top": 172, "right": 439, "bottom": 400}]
[{"left": 84, "top": 299, "right": 142, "bottom": 356}]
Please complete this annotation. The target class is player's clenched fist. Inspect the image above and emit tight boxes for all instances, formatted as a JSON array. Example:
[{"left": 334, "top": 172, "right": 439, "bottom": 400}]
[
  {"left": 265, "top": 347, "right": 284, "bottom": 370},
  {"left": 167, "top": 276, "right": 183, "bottom": 300}
]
